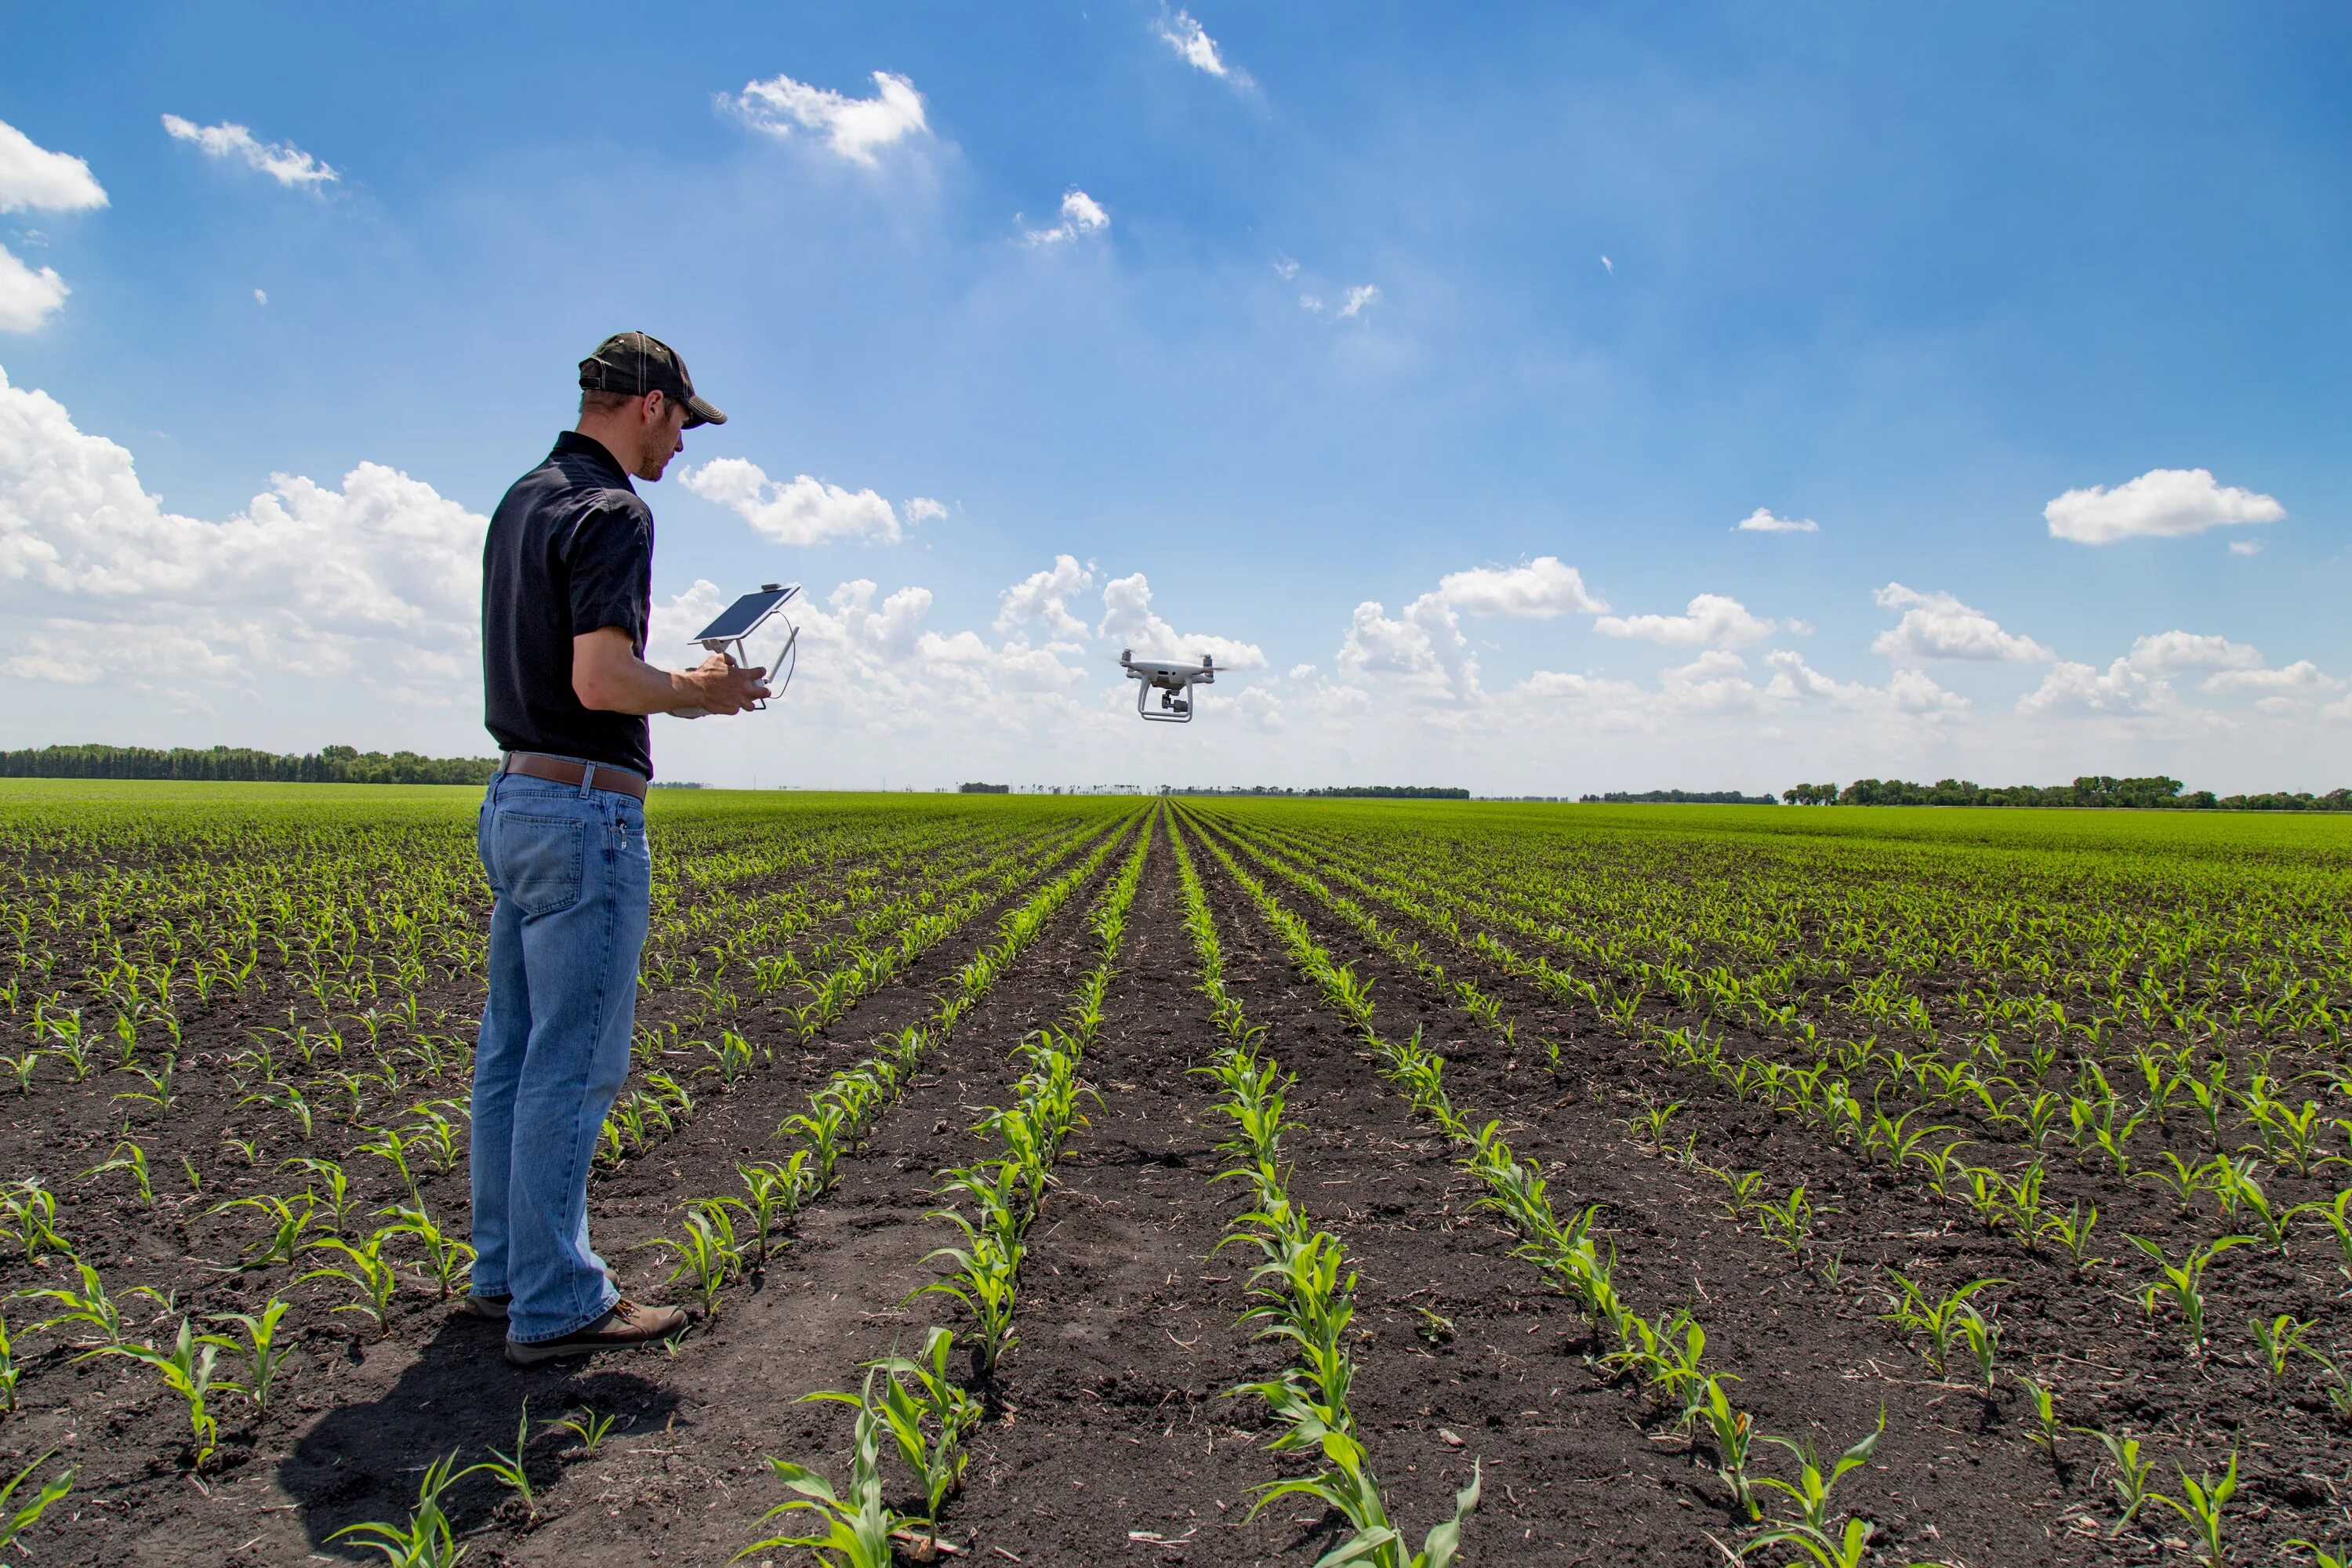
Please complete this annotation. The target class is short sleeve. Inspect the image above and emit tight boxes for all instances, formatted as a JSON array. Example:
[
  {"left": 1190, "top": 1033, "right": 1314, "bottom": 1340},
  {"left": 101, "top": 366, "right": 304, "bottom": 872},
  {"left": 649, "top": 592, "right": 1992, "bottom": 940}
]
[{"left": 564, "top": 494, "right": 652, "bottom": 649}]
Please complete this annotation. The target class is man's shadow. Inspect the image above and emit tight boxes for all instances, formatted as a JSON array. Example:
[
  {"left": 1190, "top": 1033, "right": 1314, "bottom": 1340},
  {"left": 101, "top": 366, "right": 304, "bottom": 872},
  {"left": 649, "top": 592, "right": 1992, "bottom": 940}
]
[{"left": 281, "top": 1314, "right": 680, "bottom": 1556}]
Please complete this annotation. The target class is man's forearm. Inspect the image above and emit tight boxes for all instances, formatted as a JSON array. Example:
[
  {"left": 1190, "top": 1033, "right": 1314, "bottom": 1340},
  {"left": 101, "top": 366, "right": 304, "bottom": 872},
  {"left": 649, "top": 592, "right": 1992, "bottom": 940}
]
[{"left": 576, "top": 653, "right": 704, "bottom": 717}]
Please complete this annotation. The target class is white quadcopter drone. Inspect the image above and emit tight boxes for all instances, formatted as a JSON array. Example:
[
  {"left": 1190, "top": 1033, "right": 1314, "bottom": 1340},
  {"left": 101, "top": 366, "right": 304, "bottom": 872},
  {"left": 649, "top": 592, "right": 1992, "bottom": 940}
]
[{"left": 1121, "top": 648, "right": 1216, "bottom": 723}]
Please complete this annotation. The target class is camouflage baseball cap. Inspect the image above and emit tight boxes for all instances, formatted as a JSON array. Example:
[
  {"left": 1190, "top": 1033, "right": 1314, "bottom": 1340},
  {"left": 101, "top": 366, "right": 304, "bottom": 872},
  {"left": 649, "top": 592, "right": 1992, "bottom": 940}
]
[{"left": 578, "top": 331, "right": 727, "bottom": 427}]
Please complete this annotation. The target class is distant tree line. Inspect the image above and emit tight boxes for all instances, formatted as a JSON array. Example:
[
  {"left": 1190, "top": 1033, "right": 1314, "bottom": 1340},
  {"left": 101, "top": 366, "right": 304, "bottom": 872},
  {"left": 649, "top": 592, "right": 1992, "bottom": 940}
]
[
  {"left": 1580, "top": 789, "right": 1780, "bottom": 805},
  {"left": 956, "top": 782, "right": 1011, "bottom": 793},
  {"left": 1169, "top": 785, "right": 1471, "bottom": 799},
  {"left": 1784, "top": 775, "right": 2352, "bottom": 811},
  {"left": 0, "top": 743, "right": 499, "bottom": 785}
]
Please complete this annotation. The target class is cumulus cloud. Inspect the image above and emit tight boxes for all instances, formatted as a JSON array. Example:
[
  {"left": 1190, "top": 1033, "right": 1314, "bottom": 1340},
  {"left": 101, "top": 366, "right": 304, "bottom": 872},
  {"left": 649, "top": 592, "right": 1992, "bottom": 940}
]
[
  {"left": 0, "top": 249, "right": 68, "bottom": 333},
  {"left": 1154, "top": 9, "right": 1251, "bottom": 86},
  {"left": 161, "top": 115, "right": 338, "bottom": 187},
  {"left": 1337, "top": 284, "right": 1380, "bottom": 318},
  {"left": 2044, "top": 467, "right": 2284, "bottom": 545},
  {"left": 1433, "top": 557, "right": 1605, "bottom": 618},
  {"left": 2201, "top": 660, "right": 2340, "bottom": 696},
  {"left": 681, "top": 458, "right": 911, "bottom": 546},
  {"left": 2125, "top": 630, "right": 2262, "bottom": 674},
  {"left": 724, "top": 71, "right": 930, "bottom": 166},
  {"left": 0, "top": 365, "right": 480, "bottom": 695},
  {"left": 1735, "top": 507, "right": 1817, "bottom": 534},
  {"left": 1098, "top": 571, "right": 1266, "bottom": 670},
  {"left": 1871, "top": 583, "right": 2051, "bottom": 663},
  {"left": 0, "top": 120, "right": 104, "bottom": 335},
  {"left": 1023, "top": 188, "right": 1109, "bottom": 245},
  {"left": 904, "top": 496, "right": 948, "bottom": 523},
  {"left": 0, "top": 119, "right": 107, "bottom": 213},
  {"left": 1764, "top": 651, "right": 1969, "bottom": 717},
  {"left": 1596, "top": 593, "right": 1777, "bottom": 648},
  {"left": 996, "top": 554, "right": 1094, "bottom": 637}
]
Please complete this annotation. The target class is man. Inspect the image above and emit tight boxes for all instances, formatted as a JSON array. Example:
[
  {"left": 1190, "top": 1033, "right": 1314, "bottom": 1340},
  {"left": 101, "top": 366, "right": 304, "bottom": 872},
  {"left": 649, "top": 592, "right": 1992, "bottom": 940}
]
[{"left": 469, "top": 332, "right": 768, "bottom": 1367}]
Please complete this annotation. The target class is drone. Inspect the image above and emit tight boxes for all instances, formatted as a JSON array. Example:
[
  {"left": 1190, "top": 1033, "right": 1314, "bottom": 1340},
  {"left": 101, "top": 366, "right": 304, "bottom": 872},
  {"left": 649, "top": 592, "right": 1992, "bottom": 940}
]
[
  {"left": 676, "top": 583, "right": 801, "bottom": 717},
  {"left": 1121, "top": 648, "right": 1216, "bottom": 723}
]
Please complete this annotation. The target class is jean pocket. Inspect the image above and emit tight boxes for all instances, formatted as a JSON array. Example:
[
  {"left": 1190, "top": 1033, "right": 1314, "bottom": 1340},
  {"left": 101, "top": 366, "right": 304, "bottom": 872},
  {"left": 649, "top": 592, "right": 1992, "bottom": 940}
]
[{"left": 494, "top": 812, "right": 585, "bottom": 916}]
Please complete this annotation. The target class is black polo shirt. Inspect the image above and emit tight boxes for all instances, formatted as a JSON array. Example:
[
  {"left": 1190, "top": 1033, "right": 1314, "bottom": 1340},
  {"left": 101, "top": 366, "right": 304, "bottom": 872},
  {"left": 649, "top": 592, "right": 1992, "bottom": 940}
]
[{"left": 481, "top": 431, "right": 656, "bottom": 779}]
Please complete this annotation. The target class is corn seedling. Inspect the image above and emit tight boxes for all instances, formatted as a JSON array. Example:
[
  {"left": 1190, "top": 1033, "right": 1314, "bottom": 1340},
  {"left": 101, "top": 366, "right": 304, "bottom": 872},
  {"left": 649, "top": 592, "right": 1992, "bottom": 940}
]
[
  {"left": 81, "top": 1138, "right": 154, "bottom": 1203},
  {"left": 79, "top": 1317, "right": 227, "bottom": 1466},
  {"left": 866, "top": 1327, "right": 983, "bottom": 1524},
  {"left": 19, "top": 1257, "right": 154, "bottom": 1347},
  {"left": 2249, "top": 1312, "right": 2324, "bottom": 1381},
  {"left": 2072, "top": 1424, "right": 2154, "bottom": 1534},
  {"left": 299, "top": 1232, "right": 401, "bottom": 1336},
  {"left": 381, "top": 1203, "right": 477, "bottom": 1301},
  {"left": 2125, "top": 1233, "right": 2252, "bottom": 1352},
  {"left": 0, "top": 1181, "right": 66, "bottom": 1261},
  {"left": 2014, "top": 1371, "right": 2060, "bottom": 1452},
  {"left": 1737, "top": 1519, "right": 1875, "bottom": 1568},
  {"left": 0, "top": 1453, "right": 72, "bottom": 1558},
  {"left": 1753, "top": 1412, "right": 1882, "bottom": 1534},
  {"left": 544, "top": 1404, "right": 622, "bottom": 1455},
  {"left": 645, "top": 1203, "right": 745, "bottom": 1317},
  {"left": 1697, "top": 1375, "right": 1759, "bottom": 1519},
  {"left": 213, "top": 1191, "right": 318, "bottom": 1269},
  {"left": 329, "top": 1449, "right": 474, "bottom": 1568},
  {"left": 739, "top": 1368, "right": 916, "bottom": 1568},
  {"left": 477, "top": 1400, "right": 541, "bottom": 1520},
  {"left": 2148, "top": 1449, "right": 2237, "bottom": 1566},
  {"left": 1878, "top": 1273, "right": 2005, "bottom": 1377},
  {"left": 209, "top": 1298, "right": 292, "bottom": 1412}
]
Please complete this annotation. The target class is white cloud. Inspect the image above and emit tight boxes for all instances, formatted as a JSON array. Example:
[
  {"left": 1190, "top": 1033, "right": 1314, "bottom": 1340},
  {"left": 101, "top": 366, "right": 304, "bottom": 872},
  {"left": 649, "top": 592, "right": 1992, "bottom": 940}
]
[
  {"left": 2017, "top": 658, "right": 2166, "bottom": 717},
  {"left": 2044, "top": 467, "right": 2284, "bottom": 545},
  {"left": 1154, "top": 9, "right": 1250, "bottom": 86},
  {"left": 1596, "top": 593, "right": 1777, "bottom": 648},
  {"left": 904, "top": 496, "right": 948, "bottom": 523},
  {"left": 2229, "top": 539, "right": 2262, "bottom": 557},
  {"left": 1433, "top": 557, "right": 1605, "bottom": 618},
  {"left": 1338, "top": 284, "right": 1381, "bottom": 318},
  {"left": 1298, "top": 294, "right": 1323, "bottom": 314},
  {"left": 681, "top": 458, "right": 908, "bottom": 546},
  {"left": 2125, "top": 630, "right": 2262, "bottom": 674},
  {"left": 252, "top": 288, "right": 268, "bottom": 307},
  {"left": 724, "top": 71, "right": 929, "bottom": 166},
  {"left": 1272, "top": 255, "right": 1299, "bottom": 280},
  {"left": 1023, "top": 188, "right": 1109, "bottom": 245},
  {"left": 1764, "top": 651, "right": 1969, "bottom": 717},
  {"left": 0, "top": 365, "right": 481, "bottom": 693},
  {"left": 0, "top": 248, "right": 68, "bottom": 333},
  {"left": 1098, "top": 571, "right": 1266, "bottom": 670},
  {"left": 2201, "top": 660, "right": 2340, "bottom": 696},
  {"left": 996, "top": 554, "right": 1094, "bottom": 637},
  {"left": 0, "top": 119, "right": 107, "bottom": 213},
  {"left": 161, "top": 115, "right": 338, "bottom": 187},
  {"left": 1871, "top": 583, "right": 2051, "bottom": 663},
  {"left": 1735, "top": 507, "right": 1817, "bottom": 534},
  {"left": 1600, "top": 255, "right": 1613, "bottom": 274}
]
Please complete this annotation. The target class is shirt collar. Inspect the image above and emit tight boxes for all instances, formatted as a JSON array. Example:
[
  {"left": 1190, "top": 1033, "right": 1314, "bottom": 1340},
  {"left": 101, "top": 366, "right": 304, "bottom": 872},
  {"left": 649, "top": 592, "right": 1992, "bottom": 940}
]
[{"left": 552, "top": 430, "right": 634, "bottom": 489}]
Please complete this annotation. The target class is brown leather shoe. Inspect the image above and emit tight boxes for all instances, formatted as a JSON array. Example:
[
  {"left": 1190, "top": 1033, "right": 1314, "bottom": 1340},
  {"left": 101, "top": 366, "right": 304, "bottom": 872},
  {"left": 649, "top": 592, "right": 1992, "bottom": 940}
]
[
  {"left": 503, "top": 1298, "right": 687, "bottom": 1367},
  {"left": 459, "top": 1293, "right": 510, "bottom": 1321}
]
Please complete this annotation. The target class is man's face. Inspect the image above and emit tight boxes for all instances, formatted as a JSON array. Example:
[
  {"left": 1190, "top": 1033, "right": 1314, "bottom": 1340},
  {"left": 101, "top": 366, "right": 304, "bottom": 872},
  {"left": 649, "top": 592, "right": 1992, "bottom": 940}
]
[{"left": 636, "top": 395, "right": 691, "bottom": 482}]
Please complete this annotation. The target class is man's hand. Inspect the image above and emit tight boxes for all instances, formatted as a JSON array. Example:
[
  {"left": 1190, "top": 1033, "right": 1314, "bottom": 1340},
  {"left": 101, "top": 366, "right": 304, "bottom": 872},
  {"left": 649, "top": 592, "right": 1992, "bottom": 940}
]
[
  {"left": 677, "top": 652, "right": 770, "bottom": 717},
  {"left": 573, "top": 627, "right": 770, "bottom": 717}
]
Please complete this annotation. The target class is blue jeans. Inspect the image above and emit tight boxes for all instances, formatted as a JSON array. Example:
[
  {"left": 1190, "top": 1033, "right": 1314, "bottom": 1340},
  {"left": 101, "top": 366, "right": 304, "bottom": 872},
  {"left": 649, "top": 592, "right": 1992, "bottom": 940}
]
[{"left": 468, "top": 770, "right": 651, "bottom": 1342}]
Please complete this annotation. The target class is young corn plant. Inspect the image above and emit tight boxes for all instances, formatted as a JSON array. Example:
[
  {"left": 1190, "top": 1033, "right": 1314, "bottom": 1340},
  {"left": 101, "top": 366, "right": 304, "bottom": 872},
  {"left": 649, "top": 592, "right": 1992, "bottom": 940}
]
[
  {"left": 20, "top": 1257, "right": 153, "bottom": 1348},
  {"left": 0, "top": 1453, "right": 72, "bottom": 1559},
  {"left": 212, "top": 1192, "right": 319, "bottom": 1269},
  {"left": 1752, "top": 1413, "right": 1882, "bottom": 1535},
  {"left": 2148, "top": 1449, "right": 2237, "bottom": 1567},
  {"left": 739, "top": 1368, "right": 916, "bottom": 1568},
  {"left": 2013, "top": 1372, "right": 2062, "bottom": 1454},
  {"left": 645, "top": 1202, "right": 746, "bottom": 1317},
  {"left": 862, "top": 1327, "right": 984, "bottom": 1530},
  {"left": 1697, "top": 1375, "right": 1759, "bottom": 1520},
  {"left": 2072, "top": 1424, "right": 2155, "bottom": 1535},
  {"left": 546, "top": 1405, "right": 620, "bottom": 1456},
  {"left": 81, "top": 1138, "right": 155, "bottom": 1204},
  {"left": 380, "top": 1203, "right": 477, "bottom": 1301},
  {"left": 330, "top": 1449, "right": 474, "bottom": 1568},
  {"left": 1878, "top": 1273, "right": 2005, "bottom": 1378},
  {"left": 209, "top": 1298, "right": 292, "bottom": 1413},
  {"left": 476, "top": 1400, "right": 542, "bottom": 1521},
  {"left": 299, "top": 1232, "right": 401, "bottom": 1337},
  {"left": 79, "top": 1318, "right": 227, "bottom": 1467},
  {"left": 2126, "top": 1233, "right": 2252, "bottom": 1353}
]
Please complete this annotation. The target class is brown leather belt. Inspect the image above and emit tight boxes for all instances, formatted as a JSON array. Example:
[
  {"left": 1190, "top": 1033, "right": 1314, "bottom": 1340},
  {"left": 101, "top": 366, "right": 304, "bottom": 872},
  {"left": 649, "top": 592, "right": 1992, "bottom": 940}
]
[{"left": 500, "top": 752, "right": 648, "bottom": 802}]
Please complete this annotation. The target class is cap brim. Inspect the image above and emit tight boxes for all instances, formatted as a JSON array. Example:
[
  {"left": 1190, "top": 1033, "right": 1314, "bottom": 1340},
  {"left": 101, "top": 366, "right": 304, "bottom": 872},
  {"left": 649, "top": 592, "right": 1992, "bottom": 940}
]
[{"left": 681, "top": 392, "right": 726, "bottom": 429}]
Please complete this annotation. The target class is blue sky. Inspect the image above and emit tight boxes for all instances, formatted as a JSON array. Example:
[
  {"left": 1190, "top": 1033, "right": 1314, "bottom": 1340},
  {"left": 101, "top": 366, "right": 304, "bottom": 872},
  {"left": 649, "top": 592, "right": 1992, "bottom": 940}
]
[{"left": 2, "top": 3, "right": 2347, "bottom": 791}]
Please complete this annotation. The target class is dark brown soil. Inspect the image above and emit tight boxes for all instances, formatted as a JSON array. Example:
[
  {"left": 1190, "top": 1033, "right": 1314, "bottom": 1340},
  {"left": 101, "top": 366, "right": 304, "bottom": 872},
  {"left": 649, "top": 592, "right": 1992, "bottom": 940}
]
[{"left": 5, "top": 804, "right": 2344, "bottom": 1566}]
